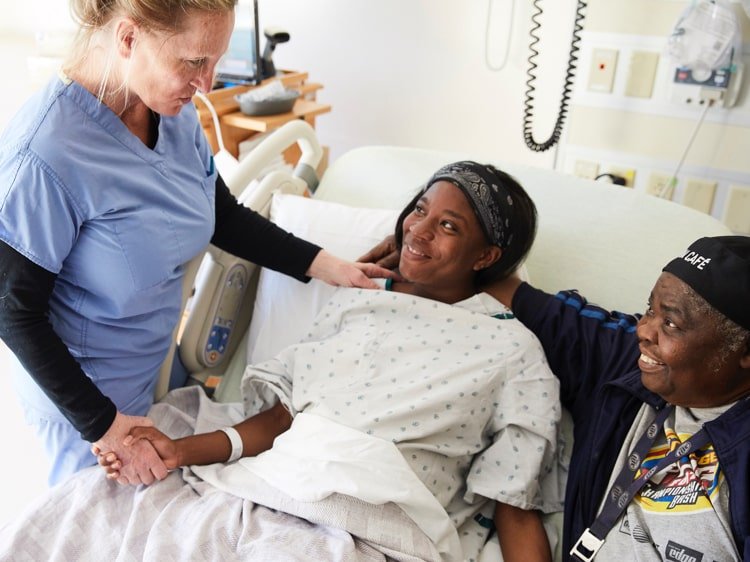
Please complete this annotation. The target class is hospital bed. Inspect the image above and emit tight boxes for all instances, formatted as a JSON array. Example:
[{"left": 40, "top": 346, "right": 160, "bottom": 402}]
[
  {"left": 167, "top": 120, "right": 732, "bottom": 560},
  {"left": 1, "top": 121, "right": 732, "bottom": 561},
  {"left": 173, "top": 120, "right": 733, "bottom": 406}
]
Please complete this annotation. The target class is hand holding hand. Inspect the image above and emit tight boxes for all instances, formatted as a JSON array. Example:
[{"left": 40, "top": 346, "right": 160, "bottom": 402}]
[
  {"left": 92, "top": 411, "right": 169, "bottom": 486},
  {"left": 93, "top": 425, "right": 182, "bottom": 481},
  {"left": 358, "top": 235, "right": 399, "bottom": 270},
  {"left": 307, "top": 249, "right": 399, "bottom": 289}
]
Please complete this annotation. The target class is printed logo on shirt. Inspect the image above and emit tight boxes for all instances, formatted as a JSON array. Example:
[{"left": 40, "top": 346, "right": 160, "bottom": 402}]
[
  {"left": 636, "top": 428, "right": 721, "bottom": 513},
  {"left": 665, "top": 540, "right": 704, "bottom": 562}
]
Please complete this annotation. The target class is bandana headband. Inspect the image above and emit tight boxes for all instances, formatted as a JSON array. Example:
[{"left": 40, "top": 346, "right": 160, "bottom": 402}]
[{"left": 423, "top": 161, "right": 514, "bottom": 248}]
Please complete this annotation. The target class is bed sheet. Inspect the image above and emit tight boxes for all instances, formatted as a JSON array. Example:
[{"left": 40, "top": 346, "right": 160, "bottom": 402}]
[{"left": 0, "top": 387, "right": 441, "bottom": 561}]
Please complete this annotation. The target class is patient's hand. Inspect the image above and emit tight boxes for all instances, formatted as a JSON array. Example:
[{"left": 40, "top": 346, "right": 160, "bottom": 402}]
[
  {"left": 123, "top": 427, "right": 182, "bottom": 471},
  {"left": 358, "top": 235, "right": 399, "bottom": 270},
  {"left": 92, "top": 411, "right": 169, "bottom": 486},
  {"left": 93, "top": 426, "right": 181, "bottom": 481}
]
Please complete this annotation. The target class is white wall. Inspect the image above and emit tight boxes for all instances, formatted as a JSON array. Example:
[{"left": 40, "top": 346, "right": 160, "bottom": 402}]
[
  {"left": 0, "top": 0, "right": 582, "bottom": 167},
  {"left": 0, "top": 344, "right": 48, "bottom": 528},
  {"left": 256, "top": 0, "right": 576, "bottom": 167}
]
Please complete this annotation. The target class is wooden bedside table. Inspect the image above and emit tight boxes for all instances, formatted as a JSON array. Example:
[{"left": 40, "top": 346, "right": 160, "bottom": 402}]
[{"left": 194, "top": 70, "right": 331, "bottom": 170}]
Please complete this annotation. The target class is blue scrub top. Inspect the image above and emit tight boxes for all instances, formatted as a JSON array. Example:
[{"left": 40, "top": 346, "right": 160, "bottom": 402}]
[{"left": 0, "top": 74, "right": 216, "bottom": 421}]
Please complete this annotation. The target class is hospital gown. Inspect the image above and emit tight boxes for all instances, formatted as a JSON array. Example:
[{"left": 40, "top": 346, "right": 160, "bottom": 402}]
[{"left": 243, "top": 287, "right": 563, "bottom": 530}]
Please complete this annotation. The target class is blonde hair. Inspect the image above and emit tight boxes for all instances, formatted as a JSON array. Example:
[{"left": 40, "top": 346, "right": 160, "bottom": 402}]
[{"left": 64, "top": 0, "right": 236, "bottom": 99}]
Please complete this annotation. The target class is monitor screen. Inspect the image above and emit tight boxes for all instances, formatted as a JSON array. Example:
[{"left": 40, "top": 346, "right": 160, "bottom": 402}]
[{"left": 215, "top": 0, "right": 260, "bottom": 85}]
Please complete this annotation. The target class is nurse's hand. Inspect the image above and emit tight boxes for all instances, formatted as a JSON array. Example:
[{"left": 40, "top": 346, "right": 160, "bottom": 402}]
[
  {"left": 92, "top": 411, "right": 169, "bottom": 486},
  {"left": 307, "top": 249, "right": 399, "bottom": 289}
]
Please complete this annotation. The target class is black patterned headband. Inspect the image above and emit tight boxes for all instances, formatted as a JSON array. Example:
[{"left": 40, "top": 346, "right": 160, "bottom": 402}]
[{"left": 423, "top": 161, "right": 515, "bottom": 248}]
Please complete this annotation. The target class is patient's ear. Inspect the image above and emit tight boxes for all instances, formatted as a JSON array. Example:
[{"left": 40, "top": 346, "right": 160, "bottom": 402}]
[{"left": 473, "top": 246, "right": 502, "bottom": 271}]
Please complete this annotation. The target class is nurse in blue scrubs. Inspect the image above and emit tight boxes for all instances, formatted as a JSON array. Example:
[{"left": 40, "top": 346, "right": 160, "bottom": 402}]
[{"left": 0, "top": 0, "right": 391, "bottom": 487}]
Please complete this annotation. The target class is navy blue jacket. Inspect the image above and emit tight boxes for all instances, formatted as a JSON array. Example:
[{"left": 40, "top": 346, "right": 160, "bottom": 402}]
[{"left": 512, "top": 283, "right": 750, "bottom": 560}]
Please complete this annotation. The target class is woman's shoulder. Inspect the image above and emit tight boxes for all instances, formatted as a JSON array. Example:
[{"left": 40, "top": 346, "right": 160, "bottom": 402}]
[{"left": 1, "top": 76, "right": 67, "bottom": 152}]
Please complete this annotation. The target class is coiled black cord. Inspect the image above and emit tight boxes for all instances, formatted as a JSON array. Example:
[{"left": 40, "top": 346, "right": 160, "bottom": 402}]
[{"left": 523, "top": 0, "right": 587, "bottom": 152}]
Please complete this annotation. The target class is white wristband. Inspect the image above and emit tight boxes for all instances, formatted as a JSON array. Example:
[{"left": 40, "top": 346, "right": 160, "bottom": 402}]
[{"left": 219, "top": 426, "right": 243, "bottom": 463}]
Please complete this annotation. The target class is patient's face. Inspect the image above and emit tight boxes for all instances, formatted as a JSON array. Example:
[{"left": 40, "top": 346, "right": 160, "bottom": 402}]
[
  {"left": 127, "top": 9, "right": 234, "bottom": 116},
  {"left": 399, "top": 181, "right": 498, "bottom": 301},
  {"left": 636, "top": 272, "right": 750, "bottom": 407}
]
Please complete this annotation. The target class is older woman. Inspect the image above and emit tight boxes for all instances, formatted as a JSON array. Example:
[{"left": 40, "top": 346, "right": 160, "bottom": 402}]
[
  {"left": 0, "top": 0, "right": 390, "bottom": 487},
  {"left": 485, "top": 235, "right": 750, "bottom": 561}
]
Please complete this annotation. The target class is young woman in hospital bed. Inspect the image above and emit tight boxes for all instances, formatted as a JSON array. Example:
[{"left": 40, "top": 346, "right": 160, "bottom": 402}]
[{"left": 1, "top": 161, "right": 563, "bottom": 561}]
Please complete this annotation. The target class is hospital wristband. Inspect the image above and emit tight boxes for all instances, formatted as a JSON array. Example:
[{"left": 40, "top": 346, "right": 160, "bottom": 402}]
[{"left": 219, "top": 426, "right": 243, "bottom": 463}]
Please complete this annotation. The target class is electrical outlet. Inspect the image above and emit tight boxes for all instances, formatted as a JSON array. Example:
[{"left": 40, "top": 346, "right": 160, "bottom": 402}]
[
  {"left": 723, "top": 184, "right": 750, "bottom": 234},
  {"left": 682, "top": 178, "right": 717, "bottom": 214},
  {"left": 574, "top": 160, "right": 599, "bottom": 180},
  {"left": 588, "top": 49, "right": 618, "bottom": 93},
  {"left": 646, "top": 173, "right": 675, "bottom": 199},
  {"left": 603, "top": 166, "right": 636, "bottom": 187}
]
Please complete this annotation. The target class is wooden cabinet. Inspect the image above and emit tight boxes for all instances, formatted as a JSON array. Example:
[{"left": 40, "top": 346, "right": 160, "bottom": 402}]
[{"left": 194, "top": 71, "right": 331, "bottom": 168}]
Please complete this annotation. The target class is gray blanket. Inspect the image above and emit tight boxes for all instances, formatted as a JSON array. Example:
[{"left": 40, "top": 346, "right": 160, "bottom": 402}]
[{"left": 0, "top": 388, "right": 446, "bottom": 561}]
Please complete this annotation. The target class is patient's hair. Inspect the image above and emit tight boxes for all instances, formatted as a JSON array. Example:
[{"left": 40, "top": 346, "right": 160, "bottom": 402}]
[{"left": 394, "top": 163, "right": 537, "bottom": 286}]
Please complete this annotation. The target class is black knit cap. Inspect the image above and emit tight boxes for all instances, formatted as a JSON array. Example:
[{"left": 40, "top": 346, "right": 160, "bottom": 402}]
[{"left": 662, "top": 236, "right": 750, "bottom": 330}]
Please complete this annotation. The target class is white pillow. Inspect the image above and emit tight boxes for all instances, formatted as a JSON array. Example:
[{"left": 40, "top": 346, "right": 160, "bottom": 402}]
[{"left": 246, "top": 194, "right": 400, "bottom": 365}]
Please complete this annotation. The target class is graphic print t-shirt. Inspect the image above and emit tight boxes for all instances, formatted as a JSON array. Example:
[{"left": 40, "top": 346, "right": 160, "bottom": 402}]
[{"left": 593, "top": 403, "right": 738, "bottom": 562}]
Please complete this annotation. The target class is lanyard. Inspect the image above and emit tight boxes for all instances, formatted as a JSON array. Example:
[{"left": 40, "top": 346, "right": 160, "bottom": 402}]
[{"left": 570, "top": 404, "right": 711, "bottom": 562}]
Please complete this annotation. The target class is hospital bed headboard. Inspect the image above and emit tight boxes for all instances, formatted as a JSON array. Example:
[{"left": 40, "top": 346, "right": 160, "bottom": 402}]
[
  {"left": 165, "top": 137, "right": 732, "bottom": 403},
  {"left": 314, "top": 146, "right": 733, "bottom": 314}
]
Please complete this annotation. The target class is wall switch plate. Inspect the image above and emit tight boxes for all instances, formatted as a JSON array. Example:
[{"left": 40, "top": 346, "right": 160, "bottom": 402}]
[
  {"left": 624, "top": 51, "right": 659, "bottom": 98},
  {"left": 682, "top": 178, "right": 717, "bottom": 214},
  {"left": 646, "top": 172, "right": 675, "bottom": 199},
  {"left": 574, "top": 160, "right": 599, "bottom": 180},
  {"left": 723, "top": 184, "right": 750, "bottom": 234},
  {"left": 588, "top": 49, "right": 618, "bottom": 93}
]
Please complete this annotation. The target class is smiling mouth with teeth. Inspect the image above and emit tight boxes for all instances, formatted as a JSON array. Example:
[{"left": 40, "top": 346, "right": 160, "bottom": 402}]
[
  {"left": 640, "top": 353, "right": 665, "bottom": 366},
  {"left": 406, "top": 244, "right": 428, "bottom": 258}
]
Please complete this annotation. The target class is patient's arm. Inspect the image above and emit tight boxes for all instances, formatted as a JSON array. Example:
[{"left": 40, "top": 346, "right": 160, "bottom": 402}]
[
  {"left": 494, "top": 502, "right": 552, "bottom": 562},
  {"left": 357, "top": 234, "right": 399, "bottom": 270},
  {"left": 99, "top": 402, "right": 293, "bottom": 479},
  {"left": 481, "top": 272, "right": 524, "bottom": 309}
]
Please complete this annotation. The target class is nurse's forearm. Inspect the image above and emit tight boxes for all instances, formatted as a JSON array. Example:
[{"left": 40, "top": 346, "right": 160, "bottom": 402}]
[
  {"left": 0, "top": 240, "right": 117, "bottom": 442},
  {"left": 210, "top": 174, "right": 321, "bottom": 281}
]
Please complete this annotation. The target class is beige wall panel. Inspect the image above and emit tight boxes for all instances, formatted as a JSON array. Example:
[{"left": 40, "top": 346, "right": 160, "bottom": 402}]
[
  {"left": 586, "top": 1, "right": 750, "bottom": 42},
  {"left": 585, "top": 0, "right": 686, "bottom": 36},
  {"left": 567, "top": 106, "right": 750, "bottom": 174}
]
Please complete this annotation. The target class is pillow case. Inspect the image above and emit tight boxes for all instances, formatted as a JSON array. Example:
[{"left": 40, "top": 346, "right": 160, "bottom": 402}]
[{"left": 246, "top": 194, "right": 400, "bottom": 365}]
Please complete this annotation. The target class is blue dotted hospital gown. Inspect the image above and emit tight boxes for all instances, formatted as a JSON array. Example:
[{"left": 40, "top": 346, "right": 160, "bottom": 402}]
[{"left": 243, "top": 288, "right": 564, "bottom": 529}]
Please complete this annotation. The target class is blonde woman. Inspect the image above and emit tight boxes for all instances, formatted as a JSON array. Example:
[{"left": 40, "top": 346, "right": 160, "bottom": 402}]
[{"left": 0, "top": 0, "right": 391, "bottom": 487}]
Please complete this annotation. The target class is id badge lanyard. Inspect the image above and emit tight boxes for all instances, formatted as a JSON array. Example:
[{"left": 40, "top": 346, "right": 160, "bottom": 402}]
[{"left": 570, "top": 404, "right": 711, "bottom": 562}]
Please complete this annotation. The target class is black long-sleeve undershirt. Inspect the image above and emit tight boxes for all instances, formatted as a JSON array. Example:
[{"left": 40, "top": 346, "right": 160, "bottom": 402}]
[{"left": 0, "top": 174, "right": 321, "bottom": 442}]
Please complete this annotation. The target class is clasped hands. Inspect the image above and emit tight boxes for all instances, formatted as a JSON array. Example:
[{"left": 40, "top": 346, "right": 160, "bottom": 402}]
[{"left": 91, "top": 411, "right": 178, "bottom": 485}]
